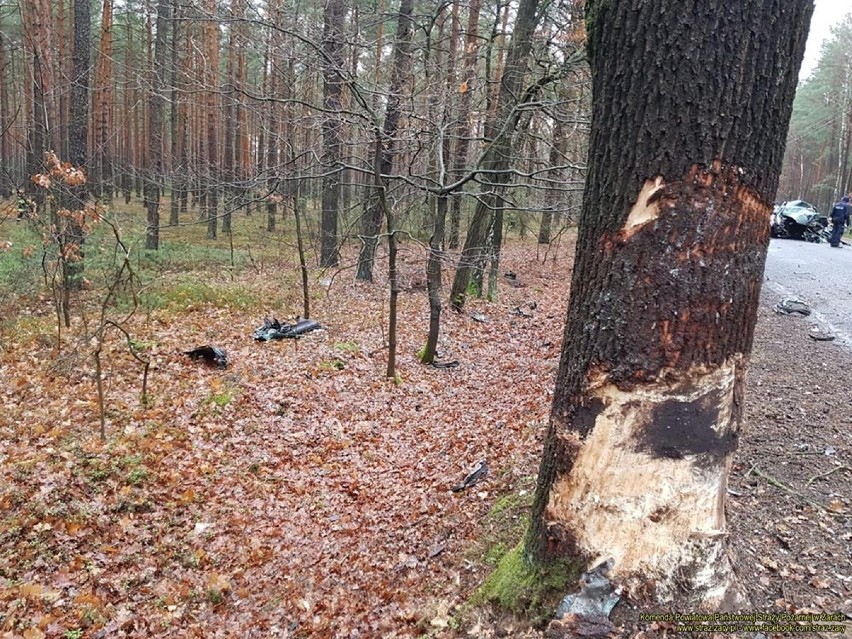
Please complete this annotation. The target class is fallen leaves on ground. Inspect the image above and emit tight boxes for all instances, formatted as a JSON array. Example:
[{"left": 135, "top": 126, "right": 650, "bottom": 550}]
[{"left": 0, "top": 242, "right": 572, "bottom": 638}]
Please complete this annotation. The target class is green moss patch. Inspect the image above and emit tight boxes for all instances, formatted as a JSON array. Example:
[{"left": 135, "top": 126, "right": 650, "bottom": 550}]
[{"left": 473, "top": 541, "right": 579, "bottom": 616}]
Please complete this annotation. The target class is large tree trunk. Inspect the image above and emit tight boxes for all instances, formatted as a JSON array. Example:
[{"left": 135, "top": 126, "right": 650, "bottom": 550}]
[
  {"left": 169, "top": 0, "right": 184, "bottom": 226},
  {"left": 263, "top": 4, "right": 279, "bottom": 232},
  {"left": 485, "top": 194, "right": 504, "bottom": 301},
  {"left": 91, "top": 0, "right": 113, "bottom": 202},
  {"left": 527, "top": 0, "right": 814, "bottom": 607},
  {"left": 22, "top": 0, "right": 56, "bottom": 213},
  {"left": 421, "top": 3, "right": 457, "bottom": 364},
  {"left": 355, "top": 0, "right": 414, "bottom": 282},
  {"left": 319, "top": 0, "right": 345, "bottom": 268},
  {"left": 221, "top": 0, "right": 242, "bottom": 236},
  {"left": 69, "top": 0, "right": 90, "bottom": 175},
  {"left": 58, "top": 0, "right": 71, "bottom": 162},
  {"left": 234, "top": 8, "right": 249, "bottom": 220},
  {"left": 121, "top": 19, "right": 133, "bottom": 205}
]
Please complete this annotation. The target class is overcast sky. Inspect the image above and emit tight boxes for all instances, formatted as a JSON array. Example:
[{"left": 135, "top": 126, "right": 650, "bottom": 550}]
[{"left": 800, "top": 0, "right": 852, "bottom": 78}]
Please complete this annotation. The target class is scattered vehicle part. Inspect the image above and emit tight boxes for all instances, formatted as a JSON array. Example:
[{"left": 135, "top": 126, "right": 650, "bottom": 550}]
[
  {"left": 184, "top": 346, "right": 228, "bottom": 368},
  {"left": 549, "top": 559, "right": 620, "bottom": 637},
  {"left": 431, "top": 360, "right": 460, "bottom": 369},
  {"left": 555, "top": 558, "right": 620, "bottom": 621},
  {"left": 774, "top": 298, "right": 811, "bottom": 316},
  {"left": 451, "top": 459, "right": 488, "bottom": 492},
  {"left": 808, "top": 325, "right": 836, "bottom": 341},
  {"left": 253, "top": 317, "right": 322, "bottom": 341}
]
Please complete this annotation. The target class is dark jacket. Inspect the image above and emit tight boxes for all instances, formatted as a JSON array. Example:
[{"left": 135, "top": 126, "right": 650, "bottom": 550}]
[{"left": 831, "top": 196, "right": 850, "bottom": 224}]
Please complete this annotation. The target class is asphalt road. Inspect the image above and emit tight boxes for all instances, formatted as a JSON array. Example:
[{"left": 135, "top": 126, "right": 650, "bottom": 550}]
[{"left": 762, "top": 237, "right": 852, "bottom": 348}]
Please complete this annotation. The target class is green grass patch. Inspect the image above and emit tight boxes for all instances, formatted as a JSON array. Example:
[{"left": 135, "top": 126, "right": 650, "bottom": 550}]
[
  {"left": 318, "top": 359, "right": 346, "bottom": 372},
  {"left": 125, "top": 467, "right": 149, "bottom": 486},
  {"left": 139, "top": 239, "right": 249, "bottom": 273},
  {"left": 456, "top": 478, "right": 578, "bottom": 621},
  {"left": 88, "top": 467, "right": 110, "bottom": 483},
  {"left": 0, "top": 314, "right": 55, "bottom": 350},
  {"left": 136, "top": 279, "right": 259, "bottom": 313},
  {"left": 483, "top": 542, "right": 508, "bottom": 566},
  {"left": 0, "top": 222, "right": 46, "bottom": 302},
  {"left": 333, "top": 340, "right": 360, "bottom": 354},
  {"left": 120, "top": 454, "right": 144, "bottom": 468},
  {"left": 1, "top": 200, "right": 295, "bottom": 316},
  {"left": 487, "top": 491, "right": 528, "bottom": 519},
  {"left": 128, "top": 336, "right": 158, "bottom": 351},
  {"left": 210, "top": 390, "right": 233, "bottom": 407},
  {"left": 205, "top": 380, "right": 239, "bottom": 412}
]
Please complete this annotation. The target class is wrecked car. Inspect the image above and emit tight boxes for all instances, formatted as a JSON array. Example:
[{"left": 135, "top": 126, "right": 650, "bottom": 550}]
[{"left": 770, "top": 200, "right": 830, "bottom": 243}]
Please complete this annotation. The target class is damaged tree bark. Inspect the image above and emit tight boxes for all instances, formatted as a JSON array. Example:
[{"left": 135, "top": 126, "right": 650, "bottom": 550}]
[{"left": 527, "top": 0, "right": 813, "bottom": 608}]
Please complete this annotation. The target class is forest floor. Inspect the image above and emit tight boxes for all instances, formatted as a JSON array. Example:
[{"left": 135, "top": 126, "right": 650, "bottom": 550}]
[{"left": 0, "top": 216, "right": 850, "bottom": 638}]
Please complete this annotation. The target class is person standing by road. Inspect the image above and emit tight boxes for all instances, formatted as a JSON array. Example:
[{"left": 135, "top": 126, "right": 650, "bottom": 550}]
[{"left": 830, "top": 195, "right": 850, "bottom": 247}]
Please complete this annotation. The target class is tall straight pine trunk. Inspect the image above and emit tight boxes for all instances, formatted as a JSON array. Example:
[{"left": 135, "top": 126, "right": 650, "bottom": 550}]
[
  {"left": 447, "top": 0, "right": 481, "bottom": 250},
  {"left": 64, "top": 0, "right": 91, "bottom": 290},
  {"left": 204, "top": 0, "right": 219, "bottom": 240},
  {"left": 355, "top": 0, "right": 414, "bottom": 282},
  {"left": 449, "top": 0, "right": 540, "bottom": 310},
  {"left": 0, "top": 18, "right": 8, "bottom": 198},
  {"left": 145, "top": 0, "right": 170, "bottom": 250},
  {"left": 320, "top": 0, "right": 345, "bottom": 267}
]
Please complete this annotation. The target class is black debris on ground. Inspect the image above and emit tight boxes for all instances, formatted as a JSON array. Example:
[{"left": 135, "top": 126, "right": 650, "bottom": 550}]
[{"left": 184, "top": 345, "right": 228, "bottom": 368}]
